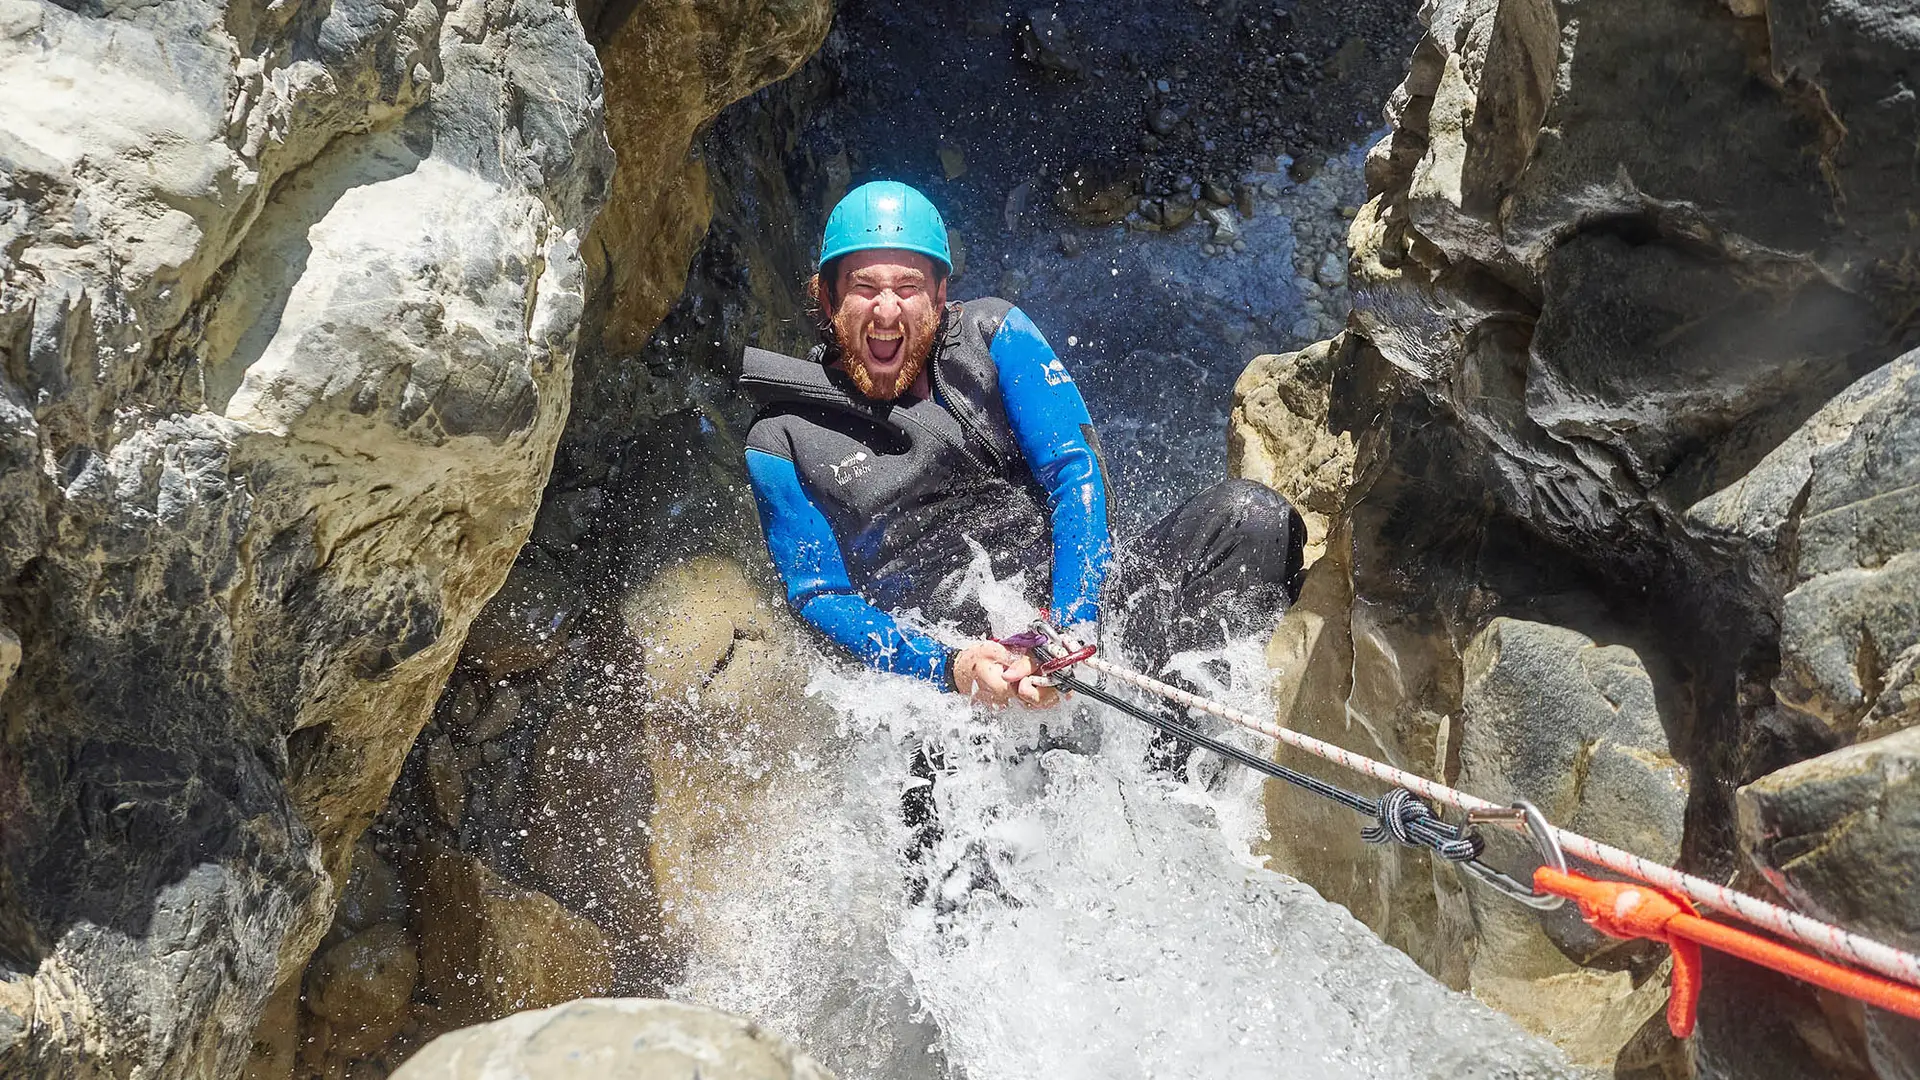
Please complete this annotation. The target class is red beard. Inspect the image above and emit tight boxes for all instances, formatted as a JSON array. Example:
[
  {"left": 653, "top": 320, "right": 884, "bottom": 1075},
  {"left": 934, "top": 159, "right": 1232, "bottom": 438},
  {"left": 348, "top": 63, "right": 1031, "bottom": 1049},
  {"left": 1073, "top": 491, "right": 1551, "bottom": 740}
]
[{"left": 831, "top": 301, "right": 943, "bottom": 400}]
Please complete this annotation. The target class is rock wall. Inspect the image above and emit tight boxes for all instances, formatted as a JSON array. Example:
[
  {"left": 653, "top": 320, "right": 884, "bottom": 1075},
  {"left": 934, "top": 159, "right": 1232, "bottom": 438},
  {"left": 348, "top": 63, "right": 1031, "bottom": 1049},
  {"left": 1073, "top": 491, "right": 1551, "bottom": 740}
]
[
  {"left": 1236, "top": 0, "right": 1920, "bottom": 1075},
  {"left": 0, "top": 1, "right": 826, "bottom": 1078},
  {"left": 247, "top": 5, "right": 835, "bottom": 1079}
]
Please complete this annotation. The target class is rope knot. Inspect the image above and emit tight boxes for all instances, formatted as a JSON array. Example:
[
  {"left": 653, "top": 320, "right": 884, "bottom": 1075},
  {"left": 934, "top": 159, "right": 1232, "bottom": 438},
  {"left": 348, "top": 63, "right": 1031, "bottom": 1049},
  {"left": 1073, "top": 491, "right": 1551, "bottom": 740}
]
[{"left": 1361, "top": 788, "right": 1483, "bottom": 862}]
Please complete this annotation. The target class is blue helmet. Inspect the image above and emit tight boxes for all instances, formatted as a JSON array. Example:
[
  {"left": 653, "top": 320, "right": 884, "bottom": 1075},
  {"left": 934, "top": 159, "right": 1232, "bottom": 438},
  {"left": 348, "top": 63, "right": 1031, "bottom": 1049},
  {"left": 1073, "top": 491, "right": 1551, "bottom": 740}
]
[{"left": 819, "top": 181, "right": 952, "bottom": 273}]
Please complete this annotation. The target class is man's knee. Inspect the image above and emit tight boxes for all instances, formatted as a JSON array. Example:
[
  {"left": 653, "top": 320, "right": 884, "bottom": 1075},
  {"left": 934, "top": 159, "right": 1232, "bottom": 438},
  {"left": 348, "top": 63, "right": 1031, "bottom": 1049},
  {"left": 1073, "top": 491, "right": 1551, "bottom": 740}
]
[
  {"left": 1195, "top": 478, "right": 1306, "bottom": 602},
  {"left": 1196, "top": 478, "right": 1300, "bottom": 541}
]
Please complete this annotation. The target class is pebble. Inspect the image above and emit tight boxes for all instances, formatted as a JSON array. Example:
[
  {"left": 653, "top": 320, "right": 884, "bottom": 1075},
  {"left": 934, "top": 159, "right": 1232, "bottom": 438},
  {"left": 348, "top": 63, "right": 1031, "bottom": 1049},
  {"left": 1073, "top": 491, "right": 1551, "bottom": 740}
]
[
  {"left": 1231, "top": 239, "right": 1248, "bottom": 252},
  {"left": 1155, "top": 78, "right": 1171, "bottom": 93},
  {"left": 1314, "top": 250, "right": 1348, "bottom": 288},
  {"left": 1201, "top": 204, "right": 1241, "bottom": 243},
  {"left": 1147, "top": 105, "right": 1182, "bottom": 136},
  {"left": 1058, "top": 231, "right": 1084, "bottom": 256}
]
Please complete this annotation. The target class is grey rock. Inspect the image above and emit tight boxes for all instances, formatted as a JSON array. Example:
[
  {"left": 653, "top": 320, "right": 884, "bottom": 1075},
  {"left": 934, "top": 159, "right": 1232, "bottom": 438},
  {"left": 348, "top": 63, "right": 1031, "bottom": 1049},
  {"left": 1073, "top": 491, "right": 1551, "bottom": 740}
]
[
  {"left": 0, "top": 0, "right": 836, "bottom": 1074},
  {"left": 1692, "top": 350, "right": 1920, "bottom": 743},
  {"left": 1738, "top": 725, "right": 1920, "bottom": 955},
  {"left": 1018, "top": 10, "right": 1083, "bottom": 74},
  {"left": 464, "top": 685, "right": 525, "bottom": 744},
  {"left": 391, "top": 998, "right": 836, "bottom": 1080},
  {"left": 1456, "top": 619, "right": 1687, "bottom": 1063},
  {"left": 464, "top": 549, "right": 583, "bottom": 679},
  {"left": 0, "top": 0, "right": 607, "bottom": 1075},
  {"left": 1248, "top": 0, "right": 1920, "bottom": 1065},
  {"left": 335, "top": 839, "right": 409, "bottom": 935},
  {"left": 1313, "top": 250, "right": 1347, "bottom": 289},
  {"left": 1200, "top": 205, "right": 1241, "bottom": 244}
]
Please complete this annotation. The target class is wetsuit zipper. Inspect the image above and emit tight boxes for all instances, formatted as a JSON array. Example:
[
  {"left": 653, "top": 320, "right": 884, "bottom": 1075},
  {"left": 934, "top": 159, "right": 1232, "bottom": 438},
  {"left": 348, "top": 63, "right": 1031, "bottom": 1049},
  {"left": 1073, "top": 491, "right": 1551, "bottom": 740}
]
[{"left": 929, "top": 346, "right": 1007, "bottom": 475}]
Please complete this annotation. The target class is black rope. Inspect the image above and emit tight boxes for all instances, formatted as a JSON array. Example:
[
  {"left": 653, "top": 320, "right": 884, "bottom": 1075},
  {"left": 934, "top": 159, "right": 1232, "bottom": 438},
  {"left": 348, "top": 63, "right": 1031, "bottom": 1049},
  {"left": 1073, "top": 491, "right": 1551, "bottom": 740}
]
[{"left": 1053, "top": 671, "right": 1483, "bottom": 864}]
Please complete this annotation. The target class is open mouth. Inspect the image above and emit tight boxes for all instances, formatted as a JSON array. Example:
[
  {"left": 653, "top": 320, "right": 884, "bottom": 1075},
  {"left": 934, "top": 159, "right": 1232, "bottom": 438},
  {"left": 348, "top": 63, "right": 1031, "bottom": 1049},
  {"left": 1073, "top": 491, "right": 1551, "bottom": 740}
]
[{"left": 867, "top": 329, "right": 903, "bottom": 364}]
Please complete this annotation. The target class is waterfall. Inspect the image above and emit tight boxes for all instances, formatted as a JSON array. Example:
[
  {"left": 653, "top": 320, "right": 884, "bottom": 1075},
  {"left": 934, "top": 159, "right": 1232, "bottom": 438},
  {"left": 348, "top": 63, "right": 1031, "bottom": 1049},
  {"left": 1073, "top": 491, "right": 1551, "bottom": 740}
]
[{"left": 663, "top": 566, "right": 1575, "bottom": 1079}]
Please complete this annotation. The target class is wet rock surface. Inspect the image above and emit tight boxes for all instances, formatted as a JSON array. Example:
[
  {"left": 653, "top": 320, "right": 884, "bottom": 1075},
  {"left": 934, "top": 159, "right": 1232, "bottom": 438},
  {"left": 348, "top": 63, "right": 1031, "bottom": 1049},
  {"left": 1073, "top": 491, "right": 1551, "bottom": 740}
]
[
  {"left": 1456, "top": 619, "right": 1687, "bottom": 1065},
  {"left": 1230, "top": 0, "right": 1920, "bottom": 1073},
  {"left": 0, "top": 0, "right": 827, "bottom": 1077},
  {"left": 0, "top": 1, "right": 608, "bottom": 1076}
]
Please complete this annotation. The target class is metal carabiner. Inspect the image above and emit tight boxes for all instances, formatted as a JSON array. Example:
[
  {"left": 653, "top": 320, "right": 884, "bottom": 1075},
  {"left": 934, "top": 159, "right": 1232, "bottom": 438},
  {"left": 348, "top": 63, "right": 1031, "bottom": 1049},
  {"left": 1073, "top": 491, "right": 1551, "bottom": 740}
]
[{"left": 1459, "top": 800, "right": 1568, "bottom": 911}]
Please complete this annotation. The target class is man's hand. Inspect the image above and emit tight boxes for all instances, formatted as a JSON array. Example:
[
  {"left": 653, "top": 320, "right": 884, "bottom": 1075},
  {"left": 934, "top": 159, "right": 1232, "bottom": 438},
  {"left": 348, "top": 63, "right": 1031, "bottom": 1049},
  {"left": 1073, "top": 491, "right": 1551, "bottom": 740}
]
[{"left": 951, "top": 641, "right": 1062, "bottom": 709}]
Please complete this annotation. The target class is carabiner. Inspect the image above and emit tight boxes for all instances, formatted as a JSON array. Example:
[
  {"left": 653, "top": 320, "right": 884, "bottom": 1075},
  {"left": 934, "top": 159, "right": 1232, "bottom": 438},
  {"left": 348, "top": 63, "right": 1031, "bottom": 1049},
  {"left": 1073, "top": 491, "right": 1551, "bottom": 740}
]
[{"left": 1460, "top": 800, "right": 1568, "bottom": 911}]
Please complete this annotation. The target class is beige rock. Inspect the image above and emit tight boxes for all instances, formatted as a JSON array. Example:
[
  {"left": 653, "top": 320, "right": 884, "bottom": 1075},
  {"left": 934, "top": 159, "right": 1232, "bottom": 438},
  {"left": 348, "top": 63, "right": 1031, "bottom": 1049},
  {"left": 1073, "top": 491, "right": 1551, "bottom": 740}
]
[
  {"left": 589, "top": 0, "right": 834, "bottom": 352},
  {"left": 390, "top": 998, "right": 835, "bottom": 1080},
  {"left": 414, "top": 844, "right": 614, "bottom": 1028},
  {"left": 307, "top": 923, "right": 420, "bottom": 1059},
  {"left": 621, "top": 557, "right": 827, "bottom": 952},
  {"left": 1256, "top": 526, "right": 1475, "bottom": 987},
  {"left": 0, "top": 625, "right": 17, "bottom": 699},
  {"left": 1229, "top": 335, "right": 1358, "bottom": 566}
]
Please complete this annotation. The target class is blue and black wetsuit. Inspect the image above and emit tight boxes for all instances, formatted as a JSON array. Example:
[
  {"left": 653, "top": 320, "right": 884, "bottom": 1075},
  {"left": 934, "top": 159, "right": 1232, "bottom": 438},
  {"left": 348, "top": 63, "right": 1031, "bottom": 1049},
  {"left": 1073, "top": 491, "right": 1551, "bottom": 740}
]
[{"left": 742, "top": 298, "right": 1109, "bottom": 689}]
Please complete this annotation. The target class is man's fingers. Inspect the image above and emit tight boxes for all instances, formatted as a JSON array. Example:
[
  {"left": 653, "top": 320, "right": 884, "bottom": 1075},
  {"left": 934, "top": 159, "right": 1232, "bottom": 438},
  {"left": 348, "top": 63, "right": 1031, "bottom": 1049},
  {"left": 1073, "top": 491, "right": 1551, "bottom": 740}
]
[
  {"left": 1014, "top": 676, "right": 1053, "bottom": 708},
  {"left": 973, "top": 663, "right": 1013, "bottom": 703}
]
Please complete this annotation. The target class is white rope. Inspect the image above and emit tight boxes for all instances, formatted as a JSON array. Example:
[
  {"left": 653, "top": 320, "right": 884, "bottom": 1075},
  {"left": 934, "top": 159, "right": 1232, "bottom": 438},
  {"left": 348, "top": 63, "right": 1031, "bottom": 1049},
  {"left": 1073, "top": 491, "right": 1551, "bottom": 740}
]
[{"left": 1081, "top": 654, "right": 1920, "bottom": 989}]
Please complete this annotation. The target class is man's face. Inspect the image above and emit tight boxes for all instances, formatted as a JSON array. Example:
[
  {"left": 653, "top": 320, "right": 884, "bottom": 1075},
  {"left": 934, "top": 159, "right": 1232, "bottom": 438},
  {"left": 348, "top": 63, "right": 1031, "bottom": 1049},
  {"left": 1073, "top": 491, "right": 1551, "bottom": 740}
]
[{"left": 825, "top": 249, "right": 948, "bottom": 401}]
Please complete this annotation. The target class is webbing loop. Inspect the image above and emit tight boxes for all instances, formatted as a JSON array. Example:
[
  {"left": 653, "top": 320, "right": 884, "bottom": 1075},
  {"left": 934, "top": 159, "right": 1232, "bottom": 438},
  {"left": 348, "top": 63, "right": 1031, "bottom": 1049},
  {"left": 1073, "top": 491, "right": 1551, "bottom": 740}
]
[{"left": 1535, "top": 866, "right": 1920, "bottom": 1033}]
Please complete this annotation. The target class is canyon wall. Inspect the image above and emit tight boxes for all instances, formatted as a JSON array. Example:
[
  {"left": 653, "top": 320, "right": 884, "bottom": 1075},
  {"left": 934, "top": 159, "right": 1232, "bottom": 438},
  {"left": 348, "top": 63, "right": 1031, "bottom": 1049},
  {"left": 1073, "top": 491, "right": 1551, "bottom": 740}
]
[
  {"left": 0, "top": 1, "right": 825, "bottom": 1077},
  {"left": 1235, "top": 0, "right": 1920, "bottom": 1075}
]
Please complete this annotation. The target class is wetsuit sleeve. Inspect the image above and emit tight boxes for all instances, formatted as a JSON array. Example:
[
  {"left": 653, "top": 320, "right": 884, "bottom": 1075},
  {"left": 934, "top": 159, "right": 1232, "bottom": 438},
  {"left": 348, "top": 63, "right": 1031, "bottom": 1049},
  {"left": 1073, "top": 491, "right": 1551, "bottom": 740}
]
[
  {"left": 743, "top": 447, "right": 953, "bottom": 686},
  {"left": 989, "top": 306, "right": 1111, "bottom": 625}
]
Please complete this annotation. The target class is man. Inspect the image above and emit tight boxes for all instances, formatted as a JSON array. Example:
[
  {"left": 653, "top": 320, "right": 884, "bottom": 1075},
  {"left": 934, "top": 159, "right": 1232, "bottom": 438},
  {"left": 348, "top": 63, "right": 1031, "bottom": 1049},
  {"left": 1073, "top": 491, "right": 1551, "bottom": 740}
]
[{"left": 742, "top": 181, "right": 1304, "bottom": 711}]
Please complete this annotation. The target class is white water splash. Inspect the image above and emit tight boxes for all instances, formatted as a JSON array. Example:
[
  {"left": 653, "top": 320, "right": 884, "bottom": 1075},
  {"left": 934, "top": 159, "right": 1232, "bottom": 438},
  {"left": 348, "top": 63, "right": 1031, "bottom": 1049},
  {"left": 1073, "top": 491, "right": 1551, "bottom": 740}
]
[{"left": 666, "top": 584, "right": 1576, "bottom": 1079}]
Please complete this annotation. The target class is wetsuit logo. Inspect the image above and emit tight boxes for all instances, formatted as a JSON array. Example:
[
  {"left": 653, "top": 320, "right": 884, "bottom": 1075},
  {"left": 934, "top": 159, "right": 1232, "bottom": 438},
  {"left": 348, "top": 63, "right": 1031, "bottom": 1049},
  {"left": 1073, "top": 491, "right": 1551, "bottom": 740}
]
[
  {"left": 1041, "top": 356, "right": 1074, "bottom": 386},
  {"left": 830, "top": 451, "right": 872, "bottom": 485}
]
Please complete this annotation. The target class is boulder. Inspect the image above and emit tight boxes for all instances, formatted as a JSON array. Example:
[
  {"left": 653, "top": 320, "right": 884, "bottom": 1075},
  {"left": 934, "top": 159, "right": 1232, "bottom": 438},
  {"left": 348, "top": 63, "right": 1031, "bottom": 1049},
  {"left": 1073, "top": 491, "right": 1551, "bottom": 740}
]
[
  {"left": 1229, "top": 335, "right": 1358, "bottom": 566},
  {"left": 1740, "top": 726, "right": 1920, "bottom": 1080},
  {"left": 390, "top": 998, "right": 835, "bottom": 1080},
  {"left": 463, "top": 550, "right": 584, "bottom": 680},
  {"left": 334, "top": 839, "right": 409, "bottom": 937},
  {"left": 0, "top": 0, "right": 837, "bottom": 1075},
  {"left": 1457, "top": 619, "right": 1688, "bottom": 1065},
  {"left": 0, "top": 1, "right": 608, "bottom": 1074},
  {"left": 620, "top": 557, "right": 825, "bottom": 950},
  {"left": 413, "top": 844, "right": 614, "bottom": 1028},
  {"left": 306, "top": 922, "right": 419, "bottom": 1059},
  {"left": 1738, "top": 726, "right": 1920, "bottom": 958},
  {"left": 1237, "top": 0, "right": 1920, "bottom": 1068},
  {"left": 1691, "top": 350, "right": 1920, "bottom": 743}
]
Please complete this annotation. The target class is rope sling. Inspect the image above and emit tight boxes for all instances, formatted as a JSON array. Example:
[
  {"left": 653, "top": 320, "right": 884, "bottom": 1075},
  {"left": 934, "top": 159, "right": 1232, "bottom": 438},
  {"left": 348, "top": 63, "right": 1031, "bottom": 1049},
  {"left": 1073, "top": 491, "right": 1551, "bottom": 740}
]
[{"left": 999, "top": 621, "right": 1920, "bottom": 1035}]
